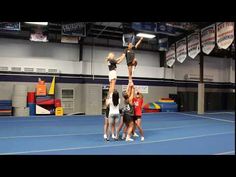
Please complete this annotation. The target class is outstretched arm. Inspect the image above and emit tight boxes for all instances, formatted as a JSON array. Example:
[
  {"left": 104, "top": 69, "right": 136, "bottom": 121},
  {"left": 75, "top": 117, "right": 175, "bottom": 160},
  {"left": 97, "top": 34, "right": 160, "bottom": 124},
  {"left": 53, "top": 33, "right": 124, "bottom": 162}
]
[
  {"left": 116, "top": 53, "right": 126, "bottom": 64},
  {"left": 126, "top": 83, "right": 132, "bottom": 98},
  {"left": 129, "top": 85, "right": 135, "bottom": 104},
  {"left": 135, "top": 37, "right": 143, "bottom": 49}
]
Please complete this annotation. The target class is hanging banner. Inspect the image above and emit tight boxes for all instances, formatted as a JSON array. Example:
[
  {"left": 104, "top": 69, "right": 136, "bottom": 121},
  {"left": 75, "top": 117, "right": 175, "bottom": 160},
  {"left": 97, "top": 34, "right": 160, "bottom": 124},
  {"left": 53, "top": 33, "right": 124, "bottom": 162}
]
[
  {"left": 166, "top": 43, "right": 175, "bottom": 67},
  {"left": 30, "top": 28, "right": 48, "bottom": 42},
  {"left": 61, "top": 36, "right": 80, "bottom": 44},
  {"left": 156, "top": 23, "right": 176, "bottom": 36},
  {"left": 30, "top": 33, "right": 48, "bottom": 42},
  {"left": 122, "top": 85, "right": 148, "bottom": 94},
  {"left": 187, "top": 32, "right": 200, "bottom": 59},
  {"left": 132, "top": 22, "right": 177, "bottom": 36},
  {"left": 216, "top": 22, "right": 234, "bottom": 49},
  {"left": 176, "top": 38, "right": 187, "bottom": 63},
  {"left": 201, "top": 24, "right": 215, "bottom": 54},
  {"left": 0, "top": 22, "right": 20, "bottom": 31},
  {"left": 131, "top": 22, "right": 156, "bottom": 33},
  {"left": 158, "top": 36, "right": 168, "bottom": 51},
  {"left": 62, "top": 22, "right": 86, "bottom": 37}
]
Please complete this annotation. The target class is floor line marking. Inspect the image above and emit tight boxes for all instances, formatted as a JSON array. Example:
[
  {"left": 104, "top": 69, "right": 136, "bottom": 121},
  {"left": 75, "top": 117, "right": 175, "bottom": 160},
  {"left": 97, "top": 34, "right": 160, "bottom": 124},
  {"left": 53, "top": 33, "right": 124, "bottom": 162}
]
[
  {"left": 0, "top": 131, "right": 233, "bottom": 155},
  {"left": 214, "top": 151, "right": 235, "bottom": 155},
  {"left": 205, "top": 112, "right": 235, "bottom": 115},
  {"left": 177, "top": 112, "right": 235, "bottom": 123},
  {"left": 0, "top": 122, "right": 229, "bottom": 140}
]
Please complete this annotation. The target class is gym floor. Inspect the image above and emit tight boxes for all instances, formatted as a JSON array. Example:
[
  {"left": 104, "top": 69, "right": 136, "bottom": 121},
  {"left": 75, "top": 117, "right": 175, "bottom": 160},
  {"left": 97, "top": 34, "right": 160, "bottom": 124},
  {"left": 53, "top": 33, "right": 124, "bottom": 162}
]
[{"left": 0, "top": 112, "right": 234, "bottom": 155}]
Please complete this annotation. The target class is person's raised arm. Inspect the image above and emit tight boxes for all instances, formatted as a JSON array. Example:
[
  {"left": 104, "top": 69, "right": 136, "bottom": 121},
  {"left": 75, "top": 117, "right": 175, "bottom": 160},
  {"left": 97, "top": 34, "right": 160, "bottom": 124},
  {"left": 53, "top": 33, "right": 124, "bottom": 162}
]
[
  {"left": 129, "top": 85, "right": 135, "bottom": 104},
  {"left": 135, "top": 37, "right": 143, "bottom": 49},
  {"left": 126, "top": 83, "right": 132, "bottom": 98}
]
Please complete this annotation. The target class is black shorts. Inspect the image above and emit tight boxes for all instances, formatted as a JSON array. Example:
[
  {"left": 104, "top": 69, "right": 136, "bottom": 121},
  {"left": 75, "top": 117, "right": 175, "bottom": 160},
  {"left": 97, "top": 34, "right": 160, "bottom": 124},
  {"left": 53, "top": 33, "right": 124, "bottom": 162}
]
[
  {"left": 133, "top": 116, "right": 141, "bottom": 121},
  {"left": 126, "top": 58, "right": 134, "bottom": 66},
  {"left": 105, "top": 107, "right": 109, "bottom": 118},
  {"left": 123, "top": 114, "right": 134, "bottom": 124}
]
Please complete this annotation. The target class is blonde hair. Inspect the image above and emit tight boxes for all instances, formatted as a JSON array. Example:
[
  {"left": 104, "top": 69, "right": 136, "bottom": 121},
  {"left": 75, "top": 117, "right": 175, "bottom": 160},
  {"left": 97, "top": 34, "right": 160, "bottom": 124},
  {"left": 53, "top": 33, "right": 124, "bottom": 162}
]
[{"left": 105, "top": 52, "right": 115, "bottom": 61}]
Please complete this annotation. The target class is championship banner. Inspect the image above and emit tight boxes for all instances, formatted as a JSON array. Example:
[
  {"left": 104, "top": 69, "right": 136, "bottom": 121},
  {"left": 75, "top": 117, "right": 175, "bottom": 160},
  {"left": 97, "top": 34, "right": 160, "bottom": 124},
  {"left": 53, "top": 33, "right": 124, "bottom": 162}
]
[
  {"left": 158, "top": 36, "right": 168, "bottom": 51},
  {"left": 216, "top": 22, "right": 234, "bottom": 49},
  {"left": 187, "top": 32, "right": 200, "bottom": 59},
  {"left": 61, "top": 36, "right": 80, "bottom": 44},
  {"left": 166, "top": 43, "right": 176, "bottom": 67},
  {"left": 122, "top": 33, "right": 135, "bottom": 47},
  {"left": 156, "top": 23, "right": 176, "bottom": 36},
  {"left": 0, "top": 22, "right": 20, "bottom": 31},
  {"left": 176, "top": 38, "right": 187, "bottom": 63},
  {"left": 30, "top": 33, "right": 48, "bottom": 42},
  {"left": 201, "top": 24, "right": 215, "bottom": 54},
  {"left": 62, "top": 22, "right": 86, "bottom": 37},
  {"left": 132, "top": 22, "right": 176, "bottom": 36},
  {"left": 132, "top": 22, "right": 156, "bottom": 33},
  {"left": 30, "top": 28, "right": 48, "bottom": 42},
  {"left": 122, "top": 85, "right": 148, "bottom": 94}
]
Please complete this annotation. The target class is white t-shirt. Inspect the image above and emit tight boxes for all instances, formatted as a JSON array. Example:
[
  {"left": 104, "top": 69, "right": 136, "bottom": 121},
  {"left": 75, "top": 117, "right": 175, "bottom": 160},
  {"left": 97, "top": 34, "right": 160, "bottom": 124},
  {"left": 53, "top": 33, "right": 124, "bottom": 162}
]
[{"left": 107, "top": 97, "right": 120, "bottom": 115}]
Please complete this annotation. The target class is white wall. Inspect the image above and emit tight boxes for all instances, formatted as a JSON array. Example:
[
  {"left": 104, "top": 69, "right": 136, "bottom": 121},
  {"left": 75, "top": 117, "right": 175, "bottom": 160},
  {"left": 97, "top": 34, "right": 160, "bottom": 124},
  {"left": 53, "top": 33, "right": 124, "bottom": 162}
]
[
  {"left": 174, "top": 55, "right": 232, "bottom": 82},
  {"left": 0, "top": 38, "right": 80, "bottom": 61},
  {"left": 0, "top": 38, "right": 162, "bottom": 78},
  {"left": 82, "top": 45, "right": 161, "bottom": 78},
  {"left": 0, "top": 38, "right": 233, "bottom": 82},
  {"left": 0, "top": 38, "right": 82, "bottom": 74}
]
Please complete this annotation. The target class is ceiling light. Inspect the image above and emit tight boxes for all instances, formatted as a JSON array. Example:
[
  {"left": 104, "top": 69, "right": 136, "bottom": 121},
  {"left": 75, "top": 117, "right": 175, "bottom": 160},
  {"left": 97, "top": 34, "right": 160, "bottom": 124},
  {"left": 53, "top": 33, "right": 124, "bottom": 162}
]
[
  {"left": 25, "top": 22, "right": 48, "bottom": 26},
  {"left": 136, "top": 33, "right": 156, "bottom": 39}
]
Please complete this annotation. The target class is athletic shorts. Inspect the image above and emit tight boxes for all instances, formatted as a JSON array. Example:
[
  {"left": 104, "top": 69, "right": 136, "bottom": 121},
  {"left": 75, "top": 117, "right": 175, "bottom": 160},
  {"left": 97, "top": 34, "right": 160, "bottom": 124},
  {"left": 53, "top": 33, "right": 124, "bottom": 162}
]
[
  {"left": 104, "top": 107, "right": 109, "bottom": 119},
  {"left": 109, "top": 70, "right": 117, "bottom": 82},
  {"left": 127, "top": 59, "right": 134, "bottom": 66},
  {"left": 123, "top": 114, "right": 134, "bottom": 124},
  {"left": 133, "top": 116, "right": 141, "bottom": 121}
]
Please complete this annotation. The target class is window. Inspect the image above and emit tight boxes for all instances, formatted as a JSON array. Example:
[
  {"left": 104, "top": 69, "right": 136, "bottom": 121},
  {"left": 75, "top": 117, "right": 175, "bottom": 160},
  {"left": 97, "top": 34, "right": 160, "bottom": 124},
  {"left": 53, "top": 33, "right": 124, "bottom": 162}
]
[{"left": 61, "top": 89, "right": 74, "bottom": 99}]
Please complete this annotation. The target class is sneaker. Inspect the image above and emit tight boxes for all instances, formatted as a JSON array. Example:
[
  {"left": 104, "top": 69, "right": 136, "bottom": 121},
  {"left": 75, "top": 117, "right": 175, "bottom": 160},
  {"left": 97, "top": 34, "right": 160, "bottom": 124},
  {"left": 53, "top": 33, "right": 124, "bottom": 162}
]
[
  {"left": 104, "top": 134, "right": 107, "bottom": 139},
  {"left": 141, "top": 136, "right": 144, "bottom": 141},
  {"left": 133, "top": 132, "right": 139, "bottom": 137},
  {"left": 125, "top": 137, "right": 134, "bottom": 142},
  {"left": 121, "top": 133, "right": 126, "bottom": 140},
  {"left": 112, "top": 134, "right": 116, "bottom": 139}
]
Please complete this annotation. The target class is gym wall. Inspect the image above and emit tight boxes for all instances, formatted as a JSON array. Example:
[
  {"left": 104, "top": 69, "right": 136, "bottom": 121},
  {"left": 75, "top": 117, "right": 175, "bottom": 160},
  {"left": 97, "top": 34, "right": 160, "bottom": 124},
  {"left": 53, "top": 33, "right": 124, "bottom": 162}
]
[
  {"left": 174, "top": 55, "right": 234, "bottom": 83},
  {"left": 0, "top": 38, "right": 234, "bottom": 114}
]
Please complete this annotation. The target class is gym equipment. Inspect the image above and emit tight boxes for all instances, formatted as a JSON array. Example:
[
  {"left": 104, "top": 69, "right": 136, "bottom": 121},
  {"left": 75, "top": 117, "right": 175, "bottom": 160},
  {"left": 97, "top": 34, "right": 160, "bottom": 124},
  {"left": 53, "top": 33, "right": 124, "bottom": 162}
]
[
  {"left": 0, "top": 100, "right": 12, "bottom": 116},
  {"left": 55, "top": 107, "right": 64, "bottom": 116},
  {"left": 143, "top": 102, "right": 161, "bottom": 113},
  {"left": 48, "top": 76, "right": 55, "bottom": 95}
]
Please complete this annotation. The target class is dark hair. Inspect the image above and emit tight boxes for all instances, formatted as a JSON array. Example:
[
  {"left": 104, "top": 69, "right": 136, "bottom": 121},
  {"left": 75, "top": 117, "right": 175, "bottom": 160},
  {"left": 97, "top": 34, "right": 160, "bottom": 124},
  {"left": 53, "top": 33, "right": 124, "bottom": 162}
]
[
  {"left": 112, "top": 90, "right": 119, "bottom": 107},
  {"left": 122, "top": 91, "right": 129, "bottom": 103}
]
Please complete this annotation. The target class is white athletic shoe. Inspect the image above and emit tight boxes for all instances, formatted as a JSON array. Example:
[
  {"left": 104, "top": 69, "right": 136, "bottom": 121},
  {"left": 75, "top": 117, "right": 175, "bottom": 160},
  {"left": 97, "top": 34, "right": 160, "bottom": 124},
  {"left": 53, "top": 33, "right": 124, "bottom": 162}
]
[
  {"left": 141, "top": 136, "right": 145, "bottom": 141},
  {"left": 121, "top": 133, "right": 126, "bottom": 140},
  {"left": 133, "top": 132, "right": 139, "bottom": 137},
  {"left": 112, "top": 134, "right": 116, "bottom": 139},
  {"left": 125, "top": 137, "right": 134, "bottom": 142},
  {"left": 104, "top": 134, "right": 107, "bottom": 139}
]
